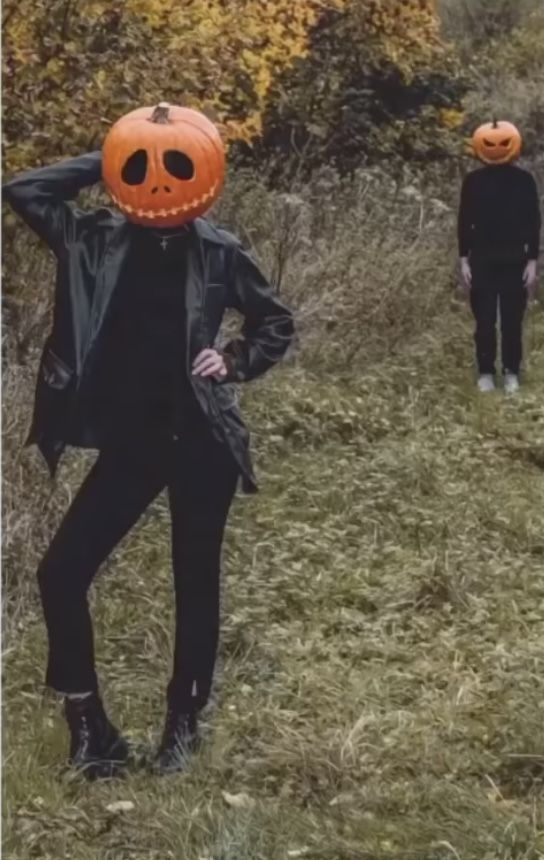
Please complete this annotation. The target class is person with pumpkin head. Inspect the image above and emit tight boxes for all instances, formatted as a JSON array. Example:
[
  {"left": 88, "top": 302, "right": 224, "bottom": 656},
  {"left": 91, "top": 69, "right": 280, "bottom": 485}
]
[
  {"left": 458, "top": 119, "right": 541, "bottom": 393},
  {"left": 3, "top": 102, "right": 295, "bottom": 778}
]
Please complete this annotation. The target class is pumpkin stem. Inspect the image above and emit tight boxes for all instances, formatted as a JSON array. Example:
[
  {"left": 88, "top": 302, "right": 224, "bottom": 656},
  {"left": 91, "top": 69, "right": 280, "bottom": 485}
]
[
  {"left": 150, "top": 102, "right": 170, "bottom": 124},
  {"left": 492, "top": 116, "right": 499, "bottom": 128}
]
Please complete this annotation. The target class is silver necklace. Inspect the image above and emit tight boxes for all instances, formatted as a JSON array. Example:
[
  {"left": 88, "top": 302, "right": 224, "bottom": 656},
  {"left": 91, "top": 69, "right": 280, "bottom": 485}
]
[{"left": 152, "top": 228, "right": 188, "bottom": 251}]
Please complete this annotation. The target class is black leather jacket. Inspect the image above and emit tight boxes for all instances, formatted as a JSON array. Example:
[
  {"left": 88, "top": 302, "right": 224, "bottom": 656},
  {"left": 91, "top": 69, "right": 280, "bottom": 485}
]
[{"left": 3, "top": 152, "right": 295, "bottom": 493}]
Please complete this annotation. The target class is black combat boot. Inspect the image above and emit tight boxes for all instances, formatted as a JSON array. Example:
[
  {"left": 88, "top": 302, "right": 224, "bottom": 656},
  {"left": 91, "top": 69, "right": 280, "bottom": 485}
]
[
  {"left": 151, "top": 701, "right": 200, "bottom": 775},
  {"left": 63, "top": 693, "right": 129, "bottom": 780}
]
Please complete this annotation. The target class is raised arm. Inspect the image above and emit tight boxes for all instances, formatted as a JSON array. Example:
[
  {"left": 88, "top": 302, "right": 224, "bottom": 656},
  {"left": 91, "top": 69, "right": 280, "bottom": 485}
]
[
  {"left": 221, "top": 244, "right": 295, "bottom": 383},
  {"left": 2, "top": 152, "right": 102, "bottom": 255}
]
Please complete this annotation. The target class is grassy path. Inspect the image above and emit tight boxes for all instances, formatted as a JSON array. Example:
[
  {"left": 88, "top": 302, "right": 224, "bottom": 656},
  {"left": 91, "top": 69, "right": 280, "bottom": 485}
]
[{"left": 3, "top": 308, "right": 544, "bottom": 860}]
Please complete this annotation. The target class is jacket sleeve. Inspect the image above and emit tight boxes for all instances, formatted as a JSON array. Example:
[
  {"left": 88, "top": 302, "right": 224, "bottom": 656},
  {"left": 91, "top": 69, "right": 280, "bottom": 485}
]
[
  {"left": 221, "top": 244, "right": 295, "bottom": 383},
  {"left": 2, "top": 152, "right": 103, "bottom": 256},
  {"left": 457, "top": 172, "right": 474, "bottom": 258},
  {"left": 526, "top": 173, "right": 541, "bottom": 261}
]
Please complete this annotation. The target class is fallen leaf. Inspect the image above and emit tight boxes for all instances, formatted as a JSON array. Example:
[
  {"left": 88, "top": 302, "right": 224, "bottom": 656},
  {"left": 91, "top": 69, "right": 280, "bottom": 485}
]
[
  {"left": 106, "top": 801, "right": 135, "bottom": 813},
  {"left": 221, "top": 791, "right": 255, "bottom": 809}
]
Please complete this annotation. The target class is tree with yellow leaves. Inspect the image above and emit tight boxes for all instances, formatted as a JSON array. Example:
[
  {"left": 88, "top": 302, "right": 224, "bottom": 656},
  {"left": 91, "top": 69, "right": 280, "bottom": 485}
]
[
  {"left": 2, "top": 0, "right": 463, "bottom": 176},
  {"left": 255, "top": 0, "right": 465, "bottom": 173}
]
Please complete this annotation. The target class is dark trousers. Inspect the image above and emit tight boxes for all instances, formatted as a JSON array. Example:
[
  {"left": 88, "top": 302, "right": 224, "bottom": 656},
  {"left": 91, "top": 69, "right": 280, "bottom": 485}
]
[
  {"left": 469, "top": 260, "right": 528, "bottom": 375},
  {"left": 37, "top": 422, "right": 239, "bottom": 710}
]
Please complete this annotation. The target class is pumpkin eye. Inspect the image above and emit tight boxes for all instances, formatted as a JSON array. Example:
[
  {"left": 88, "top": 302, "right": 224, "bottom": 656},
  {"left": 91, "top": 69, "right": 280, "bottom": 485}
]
[
  {"left": 483, "top": 138, "right": 496, "bottom": 147},
  {"left": 500, "top": 138, "right": 512, "bottom": 146},
  {"left": 121, "top": 149, "right": 148, "bottom": 185},
  {"left": 163, "top": 150, "right": 195, "bottom": 180}
]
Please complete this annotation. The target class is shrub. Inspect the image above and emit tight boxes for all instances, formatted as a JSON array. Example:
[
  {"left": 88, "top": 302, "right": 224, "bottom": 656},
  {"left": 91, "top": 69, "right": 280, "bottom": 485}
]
[{"left": 2, "top": 0, "right": 462, "bottom": 179}]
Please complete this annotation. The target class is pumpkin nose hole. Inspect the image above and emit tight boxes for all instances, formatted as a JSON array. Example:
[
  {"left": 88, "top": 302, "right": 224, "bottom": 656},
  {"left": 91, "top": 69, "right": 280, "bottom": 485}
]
[
  {"left": 164, "top": 186, "right": 172, "bottom": 193},
  {"left": 151, "top": 187, "right": 159, "bottom": 194}
]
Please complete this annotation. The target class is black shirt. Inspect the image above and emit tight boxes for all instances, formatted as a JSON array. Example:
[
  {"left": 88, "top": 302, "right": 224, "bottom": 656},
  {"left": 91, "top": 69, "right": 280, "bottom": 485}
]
[
  {"left": 90, "top": 224, "right": 204, "bottom": 440},
  {"left": 458, "top": 164, "right": 541, "bottom": 262}
]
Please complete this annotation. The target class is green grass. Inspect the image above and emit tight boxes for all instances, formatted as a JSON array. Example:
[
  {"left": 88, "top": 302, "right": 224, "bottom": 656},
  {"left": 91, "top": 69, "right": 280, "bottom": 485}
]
[{"left": 3, "top": 305, "right": 544, "bottom": 860}]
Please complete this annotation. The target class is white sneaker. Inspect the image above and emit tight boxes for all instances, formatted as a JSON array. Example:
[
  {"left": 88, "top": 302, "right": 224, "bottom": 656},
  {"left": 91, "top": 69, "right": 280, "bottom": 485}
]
[
  {"left": 504, "top": 373, "right": 520, "bottom": 394},
  {"left": 477, "top": 374, "right": 495, "bottom": 392}
]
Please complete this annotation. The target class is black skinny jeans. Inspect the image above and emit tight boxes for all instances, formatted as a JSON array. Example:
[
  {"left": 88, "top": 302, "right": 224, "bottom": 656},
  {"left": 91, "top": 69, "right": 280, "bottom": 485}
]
[
  {"left": 37, "top": 421, "right": 239, "bottom": 711},
  {"left": 469, "top": 260, "right": 528, "bottom": 375}
]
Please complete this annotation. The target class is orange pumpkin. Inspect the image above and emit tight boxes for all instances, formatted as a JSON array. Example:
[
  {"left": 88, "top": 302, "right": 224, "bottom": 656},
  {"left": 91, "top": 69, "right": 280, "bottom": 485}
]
[
  {"left": 102, "top": 102, "right": 225, "bottom": 227},
  {"left": 472, "top": 119, "right": 522, "bottom": 165}
]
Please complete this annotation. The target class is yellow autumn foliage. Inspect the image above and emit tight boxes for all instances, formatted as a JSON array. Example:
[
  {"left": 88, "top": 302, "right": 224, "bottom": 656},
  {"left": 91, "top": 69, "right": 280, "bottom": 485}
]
[{"left": 2, "top": 0, "right": 458, "bottom": 174}]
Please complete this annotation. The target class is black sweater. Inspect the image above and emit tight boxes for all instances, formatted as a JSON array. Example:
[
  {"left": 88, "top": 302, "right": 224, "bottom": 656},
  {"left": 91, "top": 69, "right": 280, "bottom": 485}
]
[
  {"left": 90, "top": 224, "right": 203, "bottom": 439},
  {"left": 458, "top": 164, "right": 541, "bottom": 262}
]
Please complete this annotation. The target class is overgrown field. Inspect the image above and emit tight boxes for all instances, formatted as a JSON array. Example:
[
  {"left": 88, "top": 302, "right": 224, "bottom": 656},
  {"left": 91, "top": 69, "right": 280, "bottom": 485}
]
[{"left": 3, "top": 160, "right": 544, "bottom": 858}]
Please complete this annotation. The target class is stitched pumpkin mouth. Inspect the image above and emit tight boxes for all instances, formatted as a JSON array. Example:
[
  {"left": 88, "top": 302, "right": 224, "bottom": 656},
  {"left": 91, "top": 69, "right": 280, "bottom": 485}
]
[{"left": 111, "top": 181, "right": 219, "bottom": 219}]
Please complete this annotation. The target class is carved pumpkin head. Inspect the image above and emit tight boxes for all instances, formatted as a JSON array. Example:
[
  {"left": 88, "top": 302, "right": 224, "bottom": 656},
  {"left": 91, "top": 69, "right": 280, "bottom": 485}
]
[
  {"left": 102, "top": 102, "right": 225, "bottom": 227},
  {"left": 472, "top": 119, "right": 522, "bottom": 165}
]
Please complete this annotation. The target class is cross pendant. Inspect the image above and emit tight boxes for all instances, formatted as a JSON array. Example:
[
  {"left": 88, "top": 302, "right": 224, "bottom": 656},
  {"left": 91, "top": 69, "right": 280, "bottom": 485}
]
[{"left": 160, "top": 237, "right": 168, "bottom": 251}]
